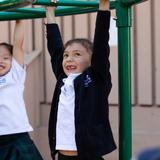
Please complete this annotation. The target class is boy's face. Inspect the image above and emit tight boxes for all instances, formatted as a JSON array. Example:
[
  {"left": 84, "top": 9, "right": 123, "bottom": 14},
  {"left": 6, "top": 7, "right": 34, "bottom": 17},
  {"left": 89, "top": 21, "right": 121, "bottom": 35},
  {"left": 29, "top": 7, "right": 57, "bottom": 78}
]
[
  {"left": 63, "top": 43, "right": 91, "bottom": 76},
  {"left": 0, "top": 46, "right": 12, "bottom": 77}
]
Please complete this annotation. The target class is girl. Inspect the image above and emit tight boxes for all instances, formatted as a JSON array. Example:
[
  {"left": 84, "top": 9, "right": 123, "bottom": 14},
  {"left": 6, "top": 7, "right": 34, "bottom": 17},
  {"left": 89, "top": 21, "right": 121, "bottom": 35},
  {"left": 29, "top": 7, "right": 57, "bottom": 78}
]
[{"left": 0, "top": 20, "right": 43, "bottom": 160}]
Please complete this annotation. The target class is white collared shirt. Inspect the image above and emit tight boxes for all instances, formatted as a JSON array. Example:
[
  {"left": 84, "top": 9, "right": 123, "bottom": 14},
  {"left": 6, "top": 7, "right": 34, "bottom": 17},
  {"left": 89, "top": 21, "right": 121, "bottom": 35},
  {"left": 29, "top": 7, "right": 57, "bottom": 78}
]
[{"left": 56, "top": 73, "right": 81, "bottom": 150}]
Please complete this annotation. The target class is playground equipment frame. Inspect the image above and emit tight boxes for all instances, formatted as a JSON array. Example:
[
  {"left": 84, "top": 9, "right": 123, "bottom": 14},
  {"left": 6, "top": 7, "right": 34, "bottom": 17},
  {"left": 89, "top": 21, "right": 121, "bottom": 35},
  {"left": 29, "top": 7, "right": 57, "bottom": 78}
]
[{"left": 0, "top": 0, "right": 149, "bottom": 160}]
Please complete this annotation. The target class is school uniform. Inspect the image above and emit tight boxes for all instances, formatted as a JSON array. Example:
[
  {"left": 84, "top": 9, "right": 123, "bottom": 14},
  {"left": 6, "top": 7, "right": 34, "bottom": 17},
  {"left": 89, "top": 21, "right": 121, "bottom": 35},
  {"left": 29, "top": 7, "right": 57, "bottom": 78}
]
[
  {"left": 0, "top": 58, "right": 43, "bottom": 160},
  {"left": 46, "top": 10, "right": 116, "bottom": 160}
]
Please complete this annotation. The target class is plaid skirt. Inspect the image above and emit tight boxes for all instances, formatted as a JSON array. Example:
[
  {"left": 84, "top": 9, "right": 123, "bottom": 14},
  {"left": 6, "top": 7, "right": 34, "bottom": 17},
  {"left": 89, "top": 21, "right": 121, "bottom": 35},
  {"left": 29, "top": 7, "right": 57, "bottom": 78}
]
[{"left": 0, "top": 132, "right": 43, "bottom": 160}]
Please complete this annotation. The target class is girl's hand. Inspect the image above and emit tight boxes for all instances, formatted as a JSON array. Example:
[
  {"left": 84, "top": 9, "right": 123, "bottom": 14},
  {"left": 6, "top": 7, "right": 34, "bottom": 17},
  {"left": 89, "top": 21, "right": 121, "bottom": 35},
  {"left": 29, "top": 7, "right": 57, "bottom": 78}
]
[{"left": 13, "top": 20, "right": 25, "bottom": 66}]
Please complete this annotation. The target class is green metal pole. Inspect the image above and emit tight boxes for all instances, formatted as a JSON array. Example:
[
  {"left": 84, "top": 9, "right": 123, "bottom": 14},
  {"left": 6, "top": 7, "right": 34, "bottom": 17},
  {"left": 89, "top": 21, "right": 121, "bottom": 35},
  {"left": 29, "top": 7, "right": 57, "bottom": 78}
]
[
  {"left": 34, "top": 0, "right": 116, "bottom": 7},
  {"left": 34, "top": 0, "right": 98, "bottom": 7},
  {"left": 0, "top": 0, "right": 35, "bottom": 11},
  {"left": 13, "top": 0, "right": 116, "bottom": 11},
  {"left": 121, "top": 0, "right": 148, "bottom": 6},
  {"left": 116, "top": 1, "right": 132, "bottom": 160},
  {"left": 0, "top": 6, "right": 98, "bottom": 21},
  {"left": 0, "top": 1, "right": 116, "bottom": 21}
]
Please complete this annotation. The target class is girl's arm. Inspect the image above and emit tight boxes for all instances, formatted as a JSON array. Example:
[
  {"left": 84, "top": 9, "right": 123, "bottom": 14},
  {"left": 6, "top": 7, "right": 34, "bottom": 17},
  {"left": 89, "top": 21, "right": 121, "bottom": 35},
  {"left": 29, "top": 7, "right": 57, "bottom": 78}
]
[{"left": 13, "top": 20, "right": 25, "bottom": 66}]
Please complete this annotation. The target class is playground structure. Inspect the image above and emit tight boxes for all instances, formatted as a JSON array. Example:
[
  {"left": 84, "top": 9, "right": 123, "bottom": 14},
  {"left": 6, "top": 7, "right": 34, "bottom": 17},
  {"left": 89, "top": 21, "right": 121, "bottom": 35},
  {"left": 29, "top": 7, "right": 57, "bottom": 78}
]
[{"left": 0, "top": 0, "right": 149, "bottom": 160}]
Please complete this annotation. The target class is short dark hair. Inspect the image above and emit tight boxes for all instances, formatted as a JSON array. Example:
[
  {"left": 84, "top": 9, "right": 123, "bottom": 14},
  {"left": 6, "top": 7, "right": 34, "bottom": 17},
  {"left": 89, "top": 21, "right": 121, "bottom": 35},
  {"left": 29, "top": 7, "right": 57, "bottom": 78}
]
[
  {"left": 0, "top": 42, "right": 13, "bottom": 55},
  {"left": 64, "top": 38, "right": 93, "bottom": 55}
]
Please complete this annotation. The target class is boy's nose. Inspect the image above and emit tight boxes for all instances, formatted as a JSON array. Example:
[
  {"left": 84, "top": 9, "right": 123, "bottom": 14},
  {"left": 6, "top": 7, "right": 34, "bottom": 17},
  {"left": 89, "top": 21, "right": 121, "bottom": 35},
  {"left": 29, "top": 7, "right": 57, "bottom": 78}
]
[{"left": 66, "top": 56, "right": 73, "bottom": 61}]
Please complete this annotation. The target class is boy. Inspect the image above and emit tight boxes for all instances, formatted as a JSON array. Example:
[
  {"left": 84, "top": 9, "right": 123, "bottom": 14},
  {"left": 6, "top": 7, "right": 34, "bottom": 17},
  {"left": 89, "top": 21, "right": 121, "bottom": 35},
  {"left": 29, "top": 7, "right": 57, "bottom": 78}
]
[{"left": 45, "top": 0, "right": 116, "bottom": 159}]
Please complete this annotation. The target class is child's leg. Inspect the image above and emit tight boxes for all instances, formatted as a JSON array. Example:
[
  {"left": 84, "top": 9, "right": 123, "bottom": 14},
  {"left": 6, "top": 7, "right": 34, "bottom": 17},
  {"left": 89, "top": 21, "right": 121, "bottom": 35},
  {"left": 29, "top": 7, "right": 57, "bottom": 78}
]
[{"left": 0, "top": 132, "right": 43, "bottom": 160}]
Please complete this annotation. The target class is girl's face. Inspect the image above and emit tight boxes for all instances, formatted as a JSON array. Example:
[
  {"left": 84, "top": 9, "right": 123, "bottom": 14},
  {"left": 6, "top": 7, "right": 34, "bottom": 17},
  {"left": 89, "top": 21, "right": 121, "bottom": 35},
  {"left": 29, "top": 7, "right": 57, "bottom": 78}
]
[
  {"left": 0, "top": 46, "right": 12, "bottom": 77},
  {"left": 63, "top": 43, "right": 91, "bottom": 76}
]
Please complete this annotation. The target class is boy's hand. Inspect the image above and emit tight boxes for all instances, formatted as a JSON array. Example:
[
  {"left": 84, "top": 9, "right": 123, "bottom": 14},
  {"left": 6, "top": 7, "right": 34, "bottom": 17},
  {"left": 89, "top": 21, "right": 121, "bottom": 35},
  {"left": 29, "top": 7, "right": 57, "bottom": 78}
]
[
  {"left": 45, "top": 0, "right": 57, "bottom": 24},
  {"left": 99, "top": 0, "right": 110, "bottom": 11},
  {"left": 46, "top": 0, "right": 56, "bottom": 13}
]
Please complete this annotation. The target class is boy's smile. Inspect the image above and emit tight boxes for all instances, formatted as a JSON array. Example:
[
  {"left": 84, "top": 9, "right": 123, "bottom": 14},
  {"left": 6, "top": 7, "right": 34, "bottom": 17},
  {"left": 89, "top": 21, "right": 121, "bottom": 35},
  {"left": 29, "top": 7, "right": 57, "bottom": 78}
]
[
  {"left": 65, "top": 65, "right": 77, "bottom": 72},
  {"left": 0, "top": 46, "right": 12, "bottom": 76},
  {"left": 62, "top": 43, "right": 91, "bottom": 76}
]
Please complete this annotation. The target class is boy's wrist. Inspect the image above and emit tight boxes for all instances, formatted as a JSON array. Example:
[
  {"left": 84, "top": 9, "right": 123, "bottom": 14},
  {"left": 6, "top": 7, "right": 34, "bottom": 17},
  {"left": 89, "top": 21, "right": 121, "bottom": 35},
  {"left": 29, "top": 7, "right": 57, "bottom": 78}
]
[
  {"left": 99, "top": 0, "right": 110, "bottom": 11},
  {"left": 46, "top": 9, "right": 56, "bottom": 23},
  {"left": 45, "top": 0, "right": 57, "bottom": 24}
]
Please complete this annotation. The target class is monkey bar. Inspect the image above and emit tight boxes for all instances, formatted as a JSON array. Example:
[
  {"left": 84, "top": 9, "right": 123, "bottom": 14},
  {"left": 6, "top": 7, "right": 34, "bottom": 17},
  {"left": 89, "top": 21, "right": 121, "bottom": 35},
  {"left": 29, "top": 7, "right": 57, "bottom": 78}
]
[
  {"left": 0, "top": 0, "right": 35, "bottom": 11},
  {"left": 0, "top": 0, "right": 116, "bottom": 21},
  {"left": 121, "top": 0, "right": 148, "bottom": 5},
  {"left": 0, "top": 0, "right": 117, "bottom": 21},
  {"left": 0, "top": 0, "right": 117, "bottom": 12},
  {"left": 34, "top": 0, "right": 99, "bottom": 7},
  {"left": 0, "top": 7, "right": 98, "bottom": 21}
]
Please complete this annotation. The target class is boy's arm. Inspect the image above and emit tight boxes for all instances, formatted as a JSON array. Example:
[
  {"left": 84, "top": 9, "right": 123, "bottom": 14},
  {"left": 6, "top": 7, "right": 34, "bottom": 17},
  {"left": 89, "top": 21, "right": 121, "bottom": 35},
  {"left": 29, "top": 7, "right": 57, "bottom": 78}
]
[
  {"left": 46, "top": 5, "right": 64, "bottom": 78},
  {"left": 13, "top": 20, "right": 25, "bottom": 66},
  {"left": 92, "top": 0, "right": 111, "bottom": 84},
  {"left": 46, "top": 5, "right": 56, "bottom": 24}
]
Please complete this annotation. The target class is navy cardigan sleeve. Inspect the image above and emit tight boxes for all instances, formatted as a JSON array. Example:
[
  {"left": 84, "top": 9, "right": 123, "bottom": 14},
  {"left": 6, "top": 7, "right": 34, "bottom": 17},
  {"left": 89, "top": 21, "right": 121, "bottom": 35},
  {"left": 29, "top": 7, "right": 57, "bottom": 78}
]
[
  {"left": 46, "top": 24, "right": 64, "bottom": 79},
  {"left": 92, "top": 11, "right": 111, "bottom": 82}
]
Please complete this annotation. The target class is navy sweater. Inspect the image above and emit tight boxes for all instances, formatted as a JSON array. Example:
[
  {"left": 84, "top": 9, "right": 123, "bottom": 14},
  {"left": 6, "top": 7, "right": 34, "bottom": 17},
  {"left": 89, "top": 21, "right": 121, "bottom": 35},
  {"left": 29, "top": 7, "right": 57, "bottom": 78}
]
[{"left": 46, "top": 10, "right": 116, "bottom": 160}]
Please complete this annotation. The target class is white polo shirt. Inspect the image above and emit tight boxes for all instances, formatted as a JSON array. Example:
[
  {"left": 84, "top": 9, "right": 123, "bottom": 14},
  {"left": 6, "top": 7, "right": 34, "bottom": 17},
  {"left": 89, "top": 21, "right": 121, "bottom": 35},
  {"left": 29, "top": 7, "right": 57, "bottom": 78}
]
[
  {"left": 56, "top": 73, "right": 81, "bottom": 150},
  {"left": 0, "top": 58, "right": 33, "bottom": 135}
]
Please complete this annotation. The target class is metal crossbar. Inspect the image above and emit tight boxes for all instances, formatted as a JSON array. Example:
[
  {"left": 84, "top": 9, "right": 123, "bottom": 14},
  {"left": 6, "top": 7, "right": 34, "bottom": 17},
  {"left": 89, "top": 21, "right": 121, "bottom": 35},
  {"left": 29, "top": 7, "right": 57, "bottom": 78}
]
[
  {"left": 121, "top": 0, "right": 148, "bottom": 5},
  {"left": 34, "top": 0, "right": 99, "bottom": 7},
  {"left": 0, "top": 7, "right": 98, "bottom": 21},
  {"left": 0, "top": 0, "right": 116, "bottom": 21},
  {"left": 0, "top": 0, "right": 35, "bottom": 11}
]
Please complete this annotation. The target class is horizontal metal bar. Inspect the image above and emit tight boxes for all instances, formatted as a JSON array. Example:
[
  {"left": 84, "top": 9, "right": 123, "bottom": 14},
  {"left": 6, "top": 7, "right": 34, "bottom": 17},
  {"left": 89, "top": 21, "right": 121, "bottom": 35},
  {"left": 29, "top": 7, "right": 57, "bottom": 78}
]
[
  {"left": 34, "top": 0, "right": 116, "bottom": 7},
  {"left": 34, "top": 0, "right": 99, "bottom": 7},
  {"left": 0, "top": 0, "right": 35, "bottom": 11},
  {"left": 121, "top": 0, "right": 148, "bottom": 6},
  {"left": 0, "top": 6, "right": 98, "bottom": 21},
  {"left": 0, "top": 0, "right": 116, "bottom": 21}
]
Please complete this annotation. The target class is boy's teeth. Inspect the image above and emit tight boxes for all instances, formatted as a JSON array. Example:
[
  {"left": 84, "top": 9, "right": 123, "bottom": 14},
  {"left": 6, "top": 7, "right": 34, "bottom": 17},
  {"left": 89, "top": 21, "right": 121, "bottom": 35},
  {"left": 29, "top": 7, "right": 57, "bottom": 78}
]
[
  {"left": 67, "top": 66, "right": 75, "bottom": 69},
  {"left": 0, "top": 65, "right": 4, "bottom": 69}
]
